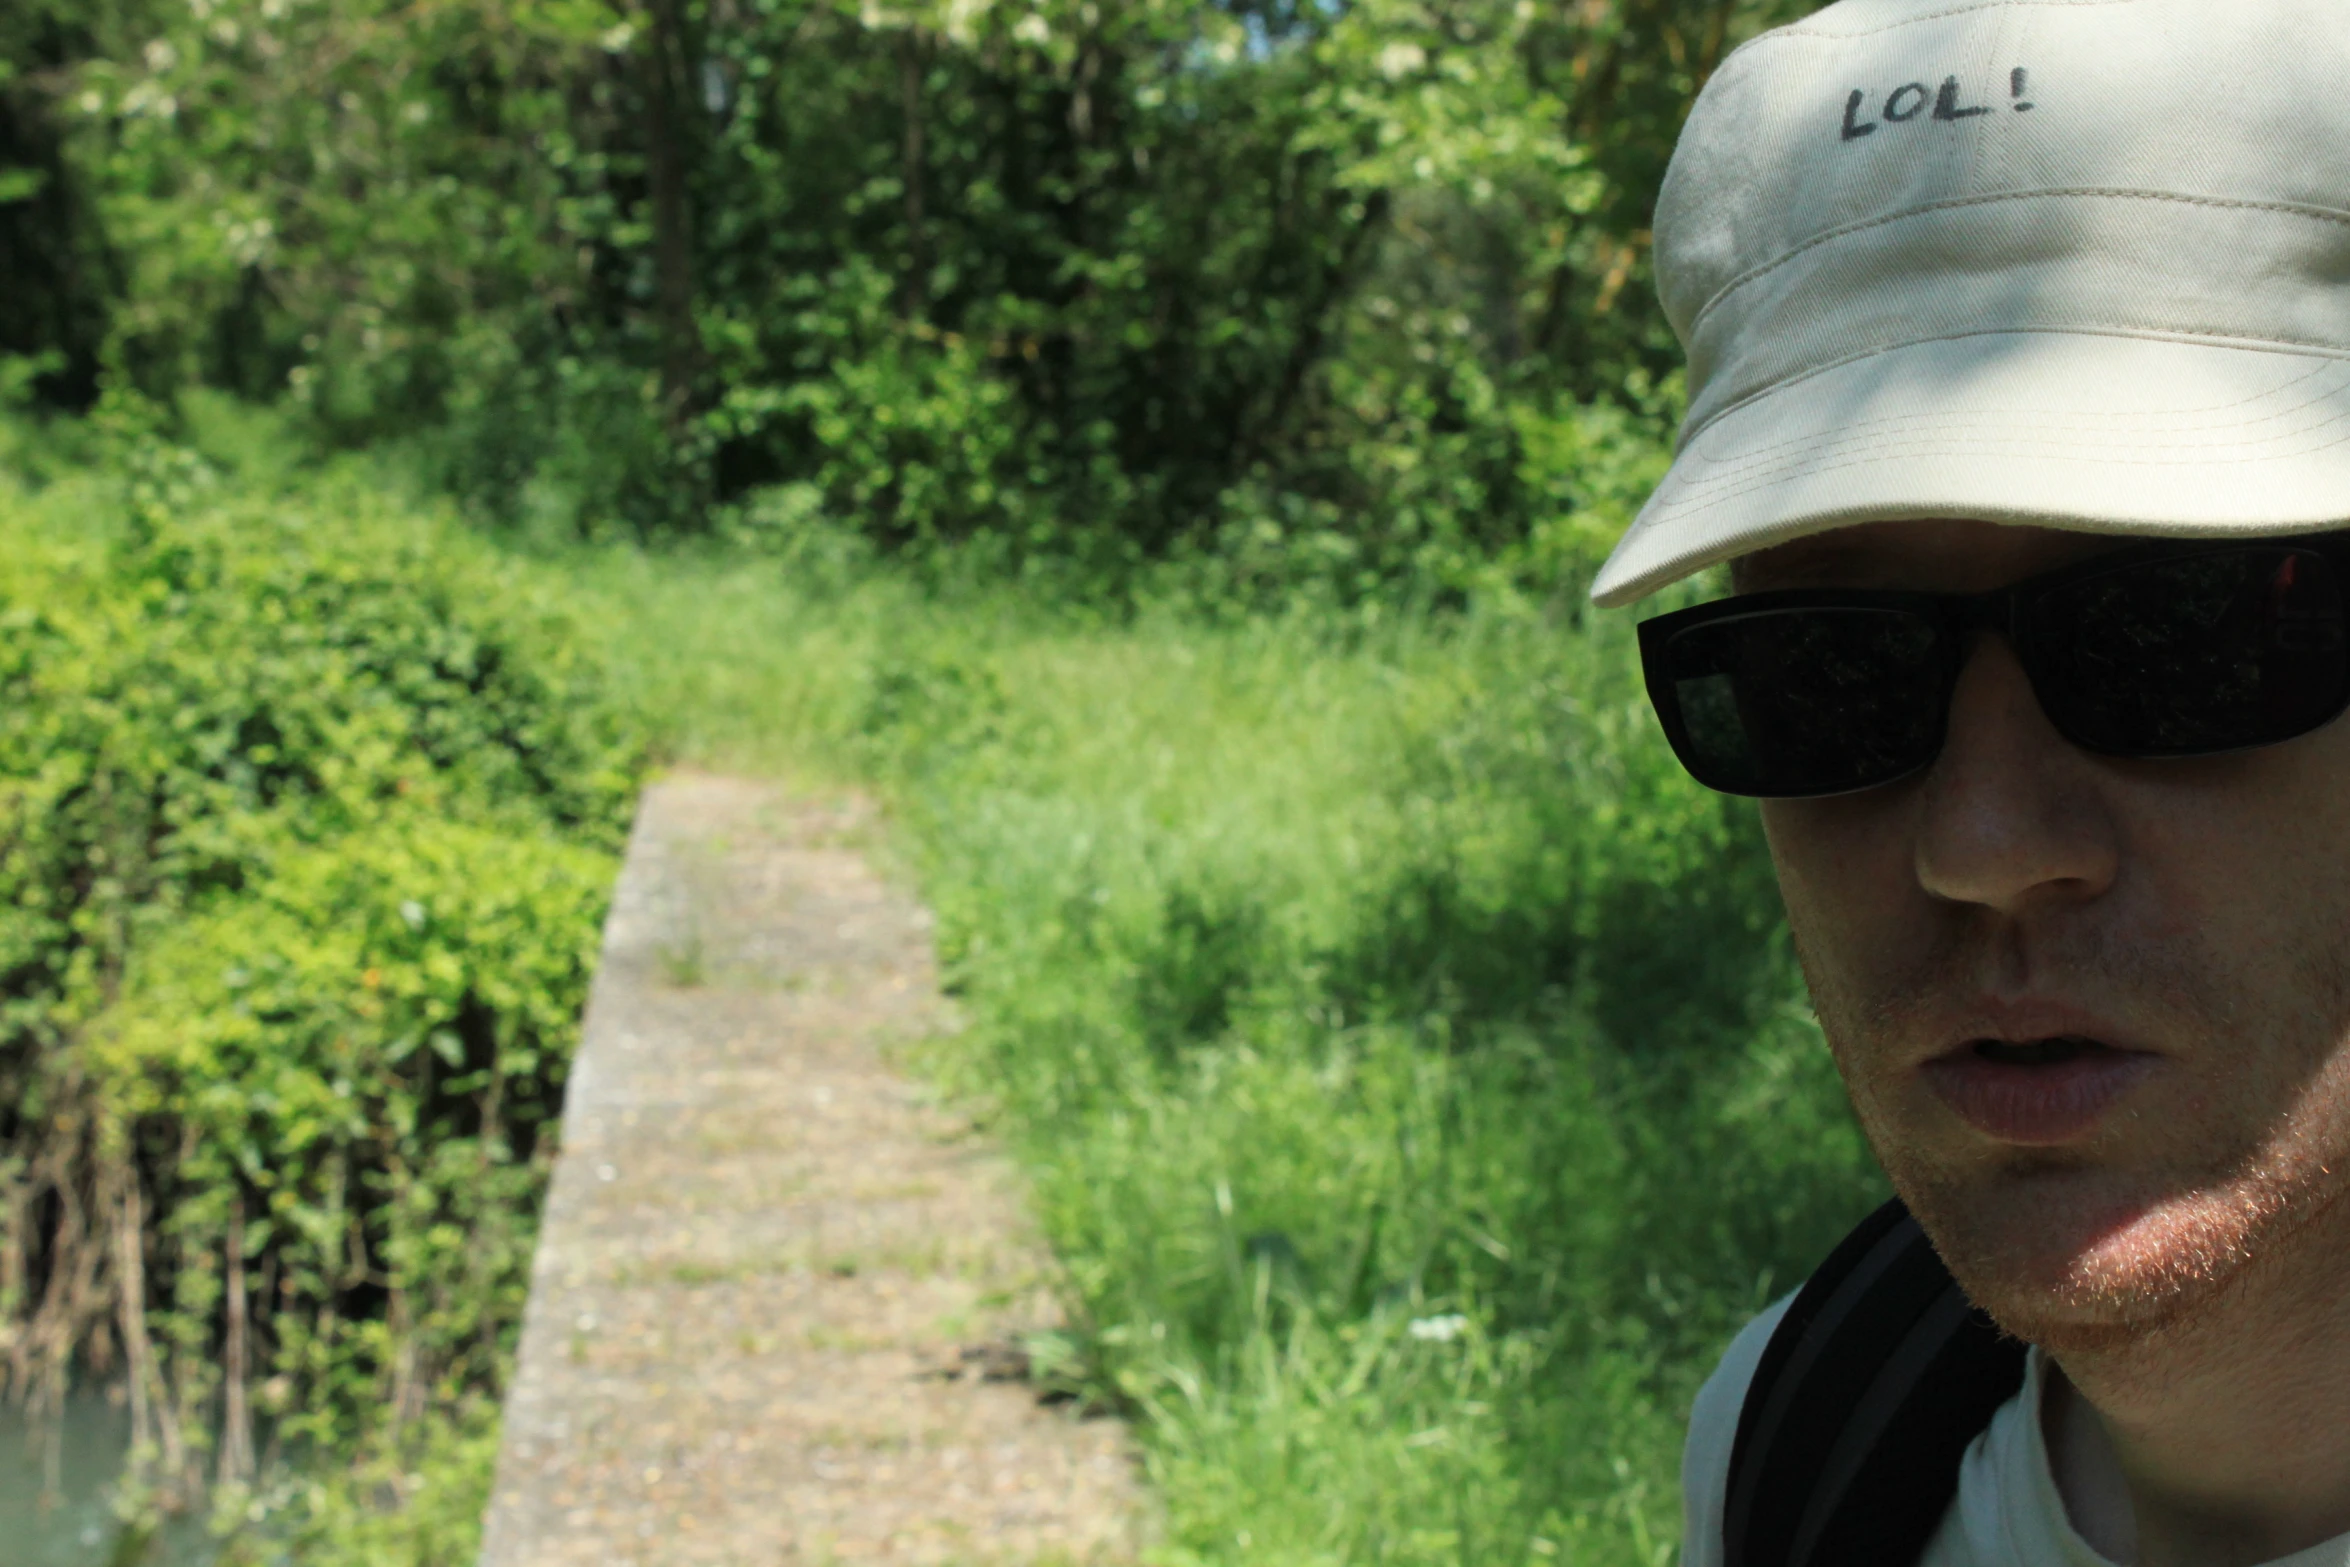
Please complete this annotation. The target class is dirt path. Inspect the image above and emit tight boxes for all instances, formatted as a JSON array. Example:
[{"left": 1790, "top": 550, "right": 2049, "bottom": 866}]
[{"left": 478, "top": 774, "right": 1143, "bottom": 1566}]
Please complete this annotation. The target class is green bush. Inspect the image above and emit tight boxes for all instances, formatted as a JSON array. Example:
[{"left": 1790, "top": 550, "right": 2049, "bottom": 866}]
[
  {"left": 7, "top": 0, "right": 1822, "bottom": 577},
  {"left": 0, "top": 431, "right": 642, "bottom": 1545},
  {"left": 93, "top": 818, "right": 615, "bottom": 1452}
]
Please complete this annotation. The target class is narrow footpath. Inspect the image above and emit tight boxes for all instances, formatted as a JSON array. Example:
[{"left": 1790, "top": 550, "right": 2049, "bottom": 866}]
[{"left": 479, "top": 774, "right": 1142, "bottom": 1566}]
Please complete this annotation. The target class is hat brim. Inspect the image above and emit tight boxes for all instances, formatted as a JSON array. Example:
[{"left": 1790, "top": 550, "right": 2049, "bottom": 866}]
[{"left": 1589, "top": 331, "right": 2350, "bottom": 607}]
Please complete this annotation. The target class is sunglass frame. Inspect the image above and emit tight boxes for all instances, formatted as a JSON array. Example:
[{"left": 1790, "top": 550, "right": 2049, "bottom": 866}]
[{"left": 1635, "top": 531, "right": 2350, "bottom": 799}]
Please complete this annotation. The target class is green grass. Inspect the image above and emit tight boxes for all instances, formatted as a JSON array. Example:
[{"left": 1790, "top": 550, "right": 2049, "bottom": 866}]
[
  {"left": 8, "top": 395, "right": 1884, "bottom": 1561},
  {"left": 553, "top": 537, "right": 1889, "bottom": 1565}
]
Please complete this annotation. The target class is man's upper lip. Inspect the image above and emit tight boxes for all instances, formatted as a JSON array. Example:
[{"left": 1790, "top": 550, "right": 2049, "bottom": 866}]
[{"left": 1915, "top": 999, "right": 2155, "bottom": 1066}]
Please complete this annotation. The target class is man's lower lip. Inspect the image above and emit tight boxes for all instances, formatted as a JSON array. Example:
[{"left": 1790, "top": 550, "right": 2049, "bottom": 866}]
[{"left": 1918, "top": 1047, "right": 2157, "bottom": 1145}]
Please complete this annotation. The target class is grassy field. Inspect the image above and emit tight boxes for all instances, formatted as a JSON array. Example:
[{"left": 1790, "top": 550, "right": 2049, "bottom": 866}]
[
  {"left": 1, "top": 403, "right": 1885, "bottom": 1562},
  {"left": 8, "top": 0, "right": 1854, "bottom": 1549},
  {"left": 553, "top": 536, "right": 1889, "bottom": 1564}
]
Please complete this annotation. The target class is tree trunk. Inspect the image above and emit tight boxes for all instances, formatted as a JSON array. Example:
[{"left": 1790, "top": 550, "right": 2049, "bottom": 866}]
[
  {"left": 644, "top": 0, "right": 703, "bottom": 427},
  {"left": 900, "top": 28, "right": 929, "bottom": 322},
  {"left": 218, "top": 1195, "right": 254, "bottom": 1485}
]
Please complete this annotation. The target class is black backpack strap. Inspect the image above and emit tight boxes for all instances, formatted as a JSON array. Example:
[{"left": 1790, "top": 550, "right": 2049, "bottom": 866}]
[{"left": 1723, "top": 1198, "right": 2028, "bottom": 1567}]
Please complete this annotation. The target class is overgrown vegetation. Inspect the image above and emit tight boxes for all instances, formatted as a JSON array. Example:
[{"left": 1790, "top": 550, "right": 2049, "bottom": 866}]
[
  {"left": 0, "top": 0, "right": 1883, "bottom": 1560},
  {"left": 5, "top": 0, "right": 1813, "bottom": 581},
  {"left": 563, "top": 520, "right": 1888, "bottom": 1564},
  {"left": 568, "top": 523, "right": 1889, "bottom": 1559},
  {"left": 2, "top": 401, "right": 1887, "bottom": 1564},
  {"left": 0, "top": 408, "right": 641, "bottom": 1551}
]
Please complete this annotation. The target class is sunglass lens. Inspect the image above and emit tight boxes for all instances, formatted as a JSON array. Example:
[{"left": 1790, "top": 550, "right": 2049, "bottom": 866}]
[
  {"left": 2027, "top": 548, "right": 2349, "bottom": 756},
  {"left": 1653, "top": 607, "right": 1948, "bottom": 796}
]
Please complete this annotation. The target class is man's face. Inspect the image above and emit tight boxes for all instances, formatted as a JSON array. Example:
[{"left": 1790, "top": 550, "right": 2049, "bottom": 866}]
[{"left": 1751, "top": 519, "right": 2350, "bottom": 1350}]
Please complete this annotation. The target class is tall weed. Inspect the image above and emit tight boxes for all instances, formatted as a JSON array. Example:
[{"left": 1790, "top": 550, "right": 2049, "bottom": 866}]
[{"left": 569, "top": 539, "right": 1888, "bottom": 1563}]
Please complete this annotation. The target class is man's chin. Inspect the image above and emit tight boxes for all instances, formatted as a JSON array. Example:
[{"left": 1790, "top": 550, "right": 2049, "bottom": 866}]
[{"left": 1898, "top": 1162, "right": 2277, "bottom": 1352}]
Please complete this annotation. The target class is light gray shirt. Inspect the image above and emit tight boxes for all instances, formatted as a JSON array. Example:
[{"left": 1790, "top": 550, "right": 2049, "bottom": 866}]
[{"left": 1681, "top": 1299, "right": 2350, "bottom": 1567}]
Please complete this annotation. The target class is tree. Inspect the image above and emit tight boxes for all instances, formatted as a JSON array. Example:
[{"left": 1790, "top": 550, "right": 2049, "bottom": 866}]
[{"left": 12, "top": 0, "right": 1829, "bottom": 565}]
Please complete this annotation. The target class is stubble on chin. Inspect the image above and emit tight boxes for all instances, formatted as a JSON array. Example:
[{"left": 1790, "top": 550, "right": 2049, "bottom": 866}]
[
  {"left": 1890, "top": 1152, "right": 2301, "bottom": 1355},
  {"left": 1791, "top": 914, "right": 2350, "bottom": 1354}
]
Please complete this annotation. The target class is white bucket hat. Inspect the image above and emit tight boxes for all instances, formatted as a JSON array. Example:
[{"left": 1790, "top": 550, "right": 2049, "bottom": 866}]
[{"left": 1590, "top": 0, "right": 2350, "bottom": 608}]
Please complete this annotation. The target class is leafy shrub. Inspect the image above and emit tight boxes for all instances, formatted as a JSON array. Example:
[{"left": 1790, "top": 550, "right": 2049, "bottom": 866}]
[
  {"left": 232, "top": 1397, "right": 505, "bottom": 1567},
  {"left": 0, "top": 434, "right": 642, "bottom": 1531},
  {"left": 93, "top": 817, "right": 614, "bottom": 1454},
  {"left": 10, "top": 0, "right": 1822, "bottom": 577}
]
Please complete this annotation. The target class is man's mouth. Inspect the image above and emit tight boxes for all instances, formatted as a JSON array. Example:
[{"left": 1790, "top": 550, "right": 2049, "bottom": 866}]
[
  {"left": 1920, "top": 1035, "right": 2158, "bottom": 1146},
  {"left": 1970, "top": 1036, "right": 2098, "bottom": 1068}
]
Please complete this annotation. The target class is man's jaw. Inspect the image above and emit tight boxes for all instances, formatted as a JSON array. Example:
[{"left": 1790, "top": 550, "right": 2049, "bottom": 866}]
[{"left": 1921, "top": 1165, "right": 2299, "bottom": 1355}]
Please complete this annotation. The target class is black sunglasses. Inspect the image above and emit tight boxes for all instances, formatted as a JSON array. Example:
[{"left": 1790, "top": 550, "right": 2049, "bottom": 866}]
[{"left": 1637, "top": 534, "right": 2350, "bottom": 799}]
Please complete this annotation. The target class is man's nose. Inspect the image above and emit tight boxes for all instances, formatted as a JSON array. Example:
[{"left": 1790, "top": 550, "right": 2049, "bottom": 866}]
[{"left": 1912, "top": 637, "right": 2121, "bottom": 916}]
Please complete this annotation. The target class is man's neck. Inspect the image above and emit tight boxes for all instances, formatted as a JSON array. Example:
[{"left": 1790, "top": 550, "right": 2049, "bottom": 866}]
[{"left": 2045, "top": 1202, "right": 2350, "bottom": 1567}]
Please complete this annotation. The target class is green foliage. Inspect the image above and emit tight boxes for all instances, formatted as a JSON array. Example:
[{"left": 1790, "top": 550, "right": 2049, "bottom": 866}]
[
  {"left": 9, "top": 0, "right": 1823, "bottom": 582},
  {"left": 572, "top": 534, "right": 1890, "bottom": 1565},
  {"left": 0, "top": 424, "right": 632, "bottom": 1054},
  {"left": 0, "top": 0, "right": 142, "bottom": 410},
  {"left": 0, "top": 426, "right": 642, "bottom": 1549},
  {"left": 205, "top": 1398, "right": 505, "bottom": 1567},
  {"left": 94, "top": 818, "right": 614, "bottom": 1445},
  {"left": 0, "top": 0, "right": 1870, "bottom": 1555},
  {"left": 0, "top": 405, "right": 1870, "bottom": 1560}
]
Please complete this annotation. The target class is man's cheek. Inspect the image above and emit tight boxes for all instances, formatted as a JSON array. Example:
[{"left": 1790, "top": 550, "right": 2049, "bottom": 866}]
[
  {"left": 1818, "top": 1014, "right": 1939, "bottom": 1162},
  {"left": 1786, "top": 921, "right": 1931, "bottom": 1152},
  {"left": 1778, "top": 862, "right": 1925, "bottom": 1033},
  {"left": 1763, "top": 797, "right": 1922, "bottom": 950}
]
